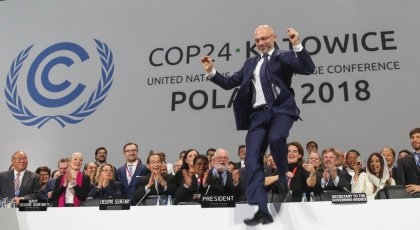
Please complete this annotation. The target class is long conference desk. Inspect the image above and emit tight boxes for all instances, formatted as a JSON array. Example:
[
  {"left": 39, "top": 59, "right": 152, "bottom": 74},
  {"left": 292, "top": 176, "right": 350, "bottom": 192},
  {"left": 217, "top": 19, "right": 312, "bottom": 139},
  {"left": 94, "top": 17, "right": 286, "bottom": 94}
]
[{"left": 1, "top": 199, "right": 417, "bottom": 230}]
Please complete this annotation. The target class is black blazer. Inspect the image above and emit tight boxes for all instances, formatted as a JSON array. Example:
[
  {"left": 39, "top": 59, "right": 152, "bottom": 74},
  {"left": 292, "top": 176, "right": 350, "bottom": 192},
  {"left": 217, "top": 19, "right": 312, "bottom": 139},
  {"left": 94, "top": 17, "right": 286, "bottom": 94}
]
[
  {"left": 314, "top": 167, "right": 351, "bottom": 193},
  {"left": 397, "top": 154, "right": 420, "bottom": 185},
  {"left": 205, "top": 169, "right": 243, "bottom": 201},
  {"left": 87, "top": 180, "right": 123, "bottom": 199},
  {"left": 0, "top": 170, "right": 41, "bottom": 199},
  {"left": 131, "top": 174, "right": 176, "bottom": 205},
  {"left": 174, "top": 175, "right": 207, "bottom": 204}
]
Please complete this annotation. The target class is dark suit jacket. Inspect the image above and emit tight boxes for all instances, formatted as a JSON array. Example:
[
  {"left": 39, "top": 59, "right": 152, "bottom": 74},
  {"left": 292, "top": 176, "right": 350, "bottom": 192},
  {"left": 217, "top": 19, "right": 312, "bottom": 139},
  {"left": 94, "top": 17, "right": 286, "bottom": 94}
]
[
  {"left": 131, "top": 174, "right": 176, "bottom": 205},
  {"left": 205, "top": 169, "right": 243, "bottom": 201},
  {"left": 174, "top": 174, "right": 207, "bottom": 204},
  {"left": 87, "top": 180, "right": 123, "bottom": 199},
  {"left": 41, "top": 178, "right": 56, "bottom": 199},
  {"left": 116, "top": 163, "right": 149, "bottom": 199},
  {"left": 313, "top": 167, "right": 351, "bottom": 193},
  {"left": 235, "top": 161, "right": 244, "bottom": 169},
  {"left": 397, "top": 154, "right": 420, "bottom": 185},
  {"left": 210, "top": 48, "right": 315, "bottom": 130},
  {"left": 0, "top": 170, "right": 41, "bottom": 199}
]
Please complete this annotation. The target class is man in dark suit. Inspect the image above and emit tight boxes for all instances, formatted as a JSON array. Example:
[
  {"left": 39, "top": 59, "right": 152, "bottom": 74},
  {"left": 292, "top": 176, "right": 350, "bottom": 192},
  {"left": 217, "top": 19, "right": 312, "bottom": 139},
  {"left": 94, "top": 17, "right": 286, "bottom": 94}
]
[
  {"left": 307, "top": 147, "right": 351, "bottom": 194},
  {"left": 235, "top": 145, "right": 246, "bottom": 169},
  {"left": 205, "top": 149, "right": 243, "bottom": 199},
  {"left": 175, "top": 155, "right": 209, "bottom": 204},
  {"left": 131, "top": 153, "right": 176, "bottom": 205},
  {"left": 116, "top": 142, "right": 149, "bottom": 200},
  {"left": 397, "top": 128, "right": 420, "bottom": 195},
  {"left": 201, "top": 25, "right": 315, "bottom": 225},
  {"left": 0, "top": 151, "right": 41, "bottom": 205},
  {"left": 381, "top": 147, "right": 398, "bottom": 181}
]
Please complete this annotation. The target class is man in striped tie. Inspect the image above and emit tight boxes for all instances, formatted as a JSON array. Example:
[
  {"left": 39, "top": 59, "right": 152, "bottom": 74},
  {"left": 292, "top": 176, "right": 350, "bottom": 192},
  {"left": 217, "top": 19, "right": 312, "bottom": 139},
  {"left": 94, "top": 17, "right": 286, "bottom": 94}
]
[{"left": 0, "top": 151, "right": 42, "bottom": 205}]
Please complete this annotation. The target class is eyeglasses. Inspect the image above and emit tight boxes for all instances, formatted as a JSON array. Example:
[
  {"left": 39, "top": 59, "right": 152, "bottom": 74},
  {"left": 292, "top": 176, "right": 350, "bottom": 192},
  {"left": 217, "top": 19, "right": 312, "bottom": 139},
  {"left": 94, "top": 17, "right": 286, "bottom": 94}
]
[
  {"left": 254, "top": 34, "right": 274, "bottom": 43},
  {"left": 214, "top": 156, "right": 229, "bottom": 160},
  {"left": 125, "top": 149, "right": 138, "bottom": 153},
  {"left": 13, "top": 157, "right": 28, "bottom": 161}
]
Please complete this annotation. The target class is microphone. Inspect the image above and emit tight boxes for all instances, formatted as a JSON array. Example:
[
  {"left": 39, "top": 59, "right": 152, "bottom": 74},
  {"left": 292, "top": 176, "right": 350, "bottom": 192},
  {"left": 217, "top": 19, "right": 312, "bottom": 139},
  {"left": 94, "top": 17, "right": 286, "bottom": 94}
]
[
  {"left": 205, "top": 185, "right": 211, "bottom": 196},
  {"left": 342, "top": 187, "right": 352, "bottom": 193},
  {"left": 135, "top": 189, "right": 151, "bottom": 206},
  {"left": 155, "top": 179, "right": 159, "bottom": 195}
]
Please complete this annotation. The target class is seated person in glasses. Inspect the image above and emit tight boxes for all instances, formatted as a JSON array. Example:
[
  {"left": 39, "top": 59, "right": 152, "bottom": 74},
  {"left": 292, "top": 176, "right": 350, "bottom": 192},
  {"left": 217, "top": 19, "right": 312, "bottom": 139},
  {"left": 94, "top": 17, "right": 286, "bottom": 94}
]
[
  {"left": 205, "top": 149, "right": 243, "bottom": 199},
  {"left": 175, "top": 155, "right": 209, "bottom": 204},
  {"left": 88, "top": 164, "right": 123, "bottom": 199},
  {"left": 131, "top": 152, "right": 176, "bottom": 205},
  {"left": 307, "top": 147, "right": 351, "bottom": 193}
]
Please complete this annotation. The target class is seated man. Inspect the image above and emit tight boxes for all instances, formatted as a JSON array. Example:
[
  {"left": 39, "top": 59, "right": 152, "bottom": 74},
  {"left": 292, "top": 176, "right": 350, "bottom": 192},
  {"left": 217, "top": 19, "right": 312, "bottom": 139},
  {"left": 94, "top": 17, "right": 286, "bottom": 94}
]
[
  {"left": 131, "top": 153, "right": 176, "bottom": 205},
  {"left": 175, "top": 155, "right": 209, "bottom": 204},
  {"left": 205, "top": 149, "right": 242, "bottom": 200},
  {"left": 307, "top": 147, "right": 351, "bottom": 194},
  {"left": 0, "top": 151, "right": 42, "bottom": 205}
]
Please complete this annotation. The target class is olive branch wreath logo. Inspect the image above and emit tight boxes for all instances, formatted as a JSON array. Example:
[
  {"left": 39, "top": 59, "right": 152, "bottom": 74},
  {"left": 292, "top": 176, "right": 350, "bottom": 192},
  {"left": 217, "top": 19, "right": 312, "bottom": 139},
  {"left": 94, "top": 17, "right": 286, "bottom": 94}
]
[{"left": 5, "top": 39, "right": 114, "bottom": 128}]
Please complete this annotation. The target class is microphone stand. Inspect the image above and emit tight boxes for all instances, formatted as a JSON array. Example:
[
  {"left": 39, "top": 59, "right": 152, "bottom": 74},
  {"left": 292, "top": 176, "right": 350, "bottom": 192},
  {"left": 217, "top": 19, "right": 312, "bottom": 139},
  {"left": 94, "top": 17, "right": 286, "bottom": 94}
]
[{"left": 135, "top": 189, "right": 150, "bottom": 206}]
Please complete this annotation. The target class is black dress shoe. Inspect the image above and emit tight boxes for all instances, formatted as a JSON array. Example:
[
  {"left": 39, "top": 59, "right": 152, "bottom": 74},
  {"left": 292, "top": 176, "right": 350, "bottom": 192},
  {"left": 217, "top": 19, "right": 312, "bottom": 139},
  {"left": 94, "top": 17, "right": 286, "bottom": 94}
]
[
  {"left": 278, "top": 177, "right": 290, "bottom": 202},
  {"left": 244, "top": 210, "right": 274, "bottom": 226}
]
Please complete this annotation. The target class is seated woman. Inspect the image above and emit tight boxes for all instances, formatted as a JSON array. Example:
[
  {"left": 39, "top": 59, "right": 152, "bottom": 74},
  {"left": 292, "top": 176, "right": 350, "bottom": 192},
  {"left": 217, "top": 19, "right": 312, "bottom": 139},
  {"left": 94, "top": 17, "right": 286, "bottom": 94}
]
[
  {"left": 131, "top": 152, "right": 176, "bottom": 205},
  {"left": 50, "top": 152, "right": 90, "bottom": 207},
  {"left": 88, "top": 164, "right": 123, "bottom": 199},
  {"left": 35, "top": 166, "right": 51, "bottom": 199},
  {"left": 266, "top": 142, "right": 310, "bottom": 202},
  {"left": 174, "top": 149, "right": 199, "bottom": 188},
  {"left": 352, "top": 152, "right": 396, "bottom": 199}
]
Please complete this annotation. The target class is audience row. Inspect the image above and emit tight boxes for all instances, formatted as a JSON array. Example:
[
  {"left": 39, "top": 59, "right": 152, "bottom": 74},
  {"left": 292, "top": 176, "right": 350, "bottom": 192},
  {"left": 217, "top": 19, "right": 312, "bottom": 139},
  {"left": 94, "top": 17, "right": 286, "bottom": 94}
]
[{"left": 1, "top": 128, "right": 420, "bottom": 207}]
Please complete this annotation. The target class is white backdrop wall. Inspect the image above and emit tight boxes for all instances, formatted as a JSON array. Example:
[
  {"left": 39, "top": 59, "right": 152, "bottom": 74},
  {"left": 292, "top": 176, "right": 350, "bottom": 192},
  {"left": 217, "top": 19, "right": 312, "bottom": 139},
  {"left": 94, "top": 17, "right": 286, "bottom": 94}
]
[{"left": 0, "top": 0, "right": 418, "bottom": 171}]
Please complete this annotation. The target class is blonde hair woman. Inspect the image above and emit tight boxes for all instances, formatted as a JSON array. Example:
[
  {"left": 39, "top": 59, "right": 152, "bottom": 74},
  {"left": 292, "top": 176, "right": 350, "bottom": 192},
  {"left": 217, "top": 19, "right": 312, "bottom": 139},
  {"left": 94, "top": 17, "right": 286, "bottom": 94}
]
[{"left": 88, "top": 163, "right": 123, "bottom": 199}]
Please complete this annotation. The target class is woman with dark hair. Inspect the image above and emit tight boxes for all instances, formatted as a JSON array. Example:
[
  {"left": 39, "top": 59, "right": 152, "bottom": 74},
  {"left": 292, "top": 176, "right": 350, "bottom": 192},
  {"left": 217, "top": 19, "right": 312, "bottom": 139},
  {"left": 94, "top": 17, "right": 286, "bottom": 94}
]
[
  {"left": 35, "top": 166, "right": 51, "bottom": 191},
  {"left": 265, "top": 141, "right": 310, "bottom": 202},
  {"left": 175, "top": 149, "right": 199, "bottom": 188},
  {"left": 344, "top": 149, "right": 364, "bottom": 180},
  {"left": 352, "top": 152, "right": 395, "bottom": 199},
  {"left": 285, "top": 141, "right": 310, "bottom": 201}
]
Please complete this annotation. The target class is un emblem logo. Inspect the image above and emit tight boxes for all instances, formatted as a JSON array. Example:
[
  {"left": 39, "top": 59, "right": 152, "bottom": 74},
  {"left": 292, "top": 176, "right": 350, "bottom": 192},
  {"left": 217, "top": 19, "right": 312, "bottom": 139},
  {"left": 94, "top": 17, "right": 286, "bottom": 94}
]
[{"left": 5, "top": 39, "right": 114, "bottom": 128}]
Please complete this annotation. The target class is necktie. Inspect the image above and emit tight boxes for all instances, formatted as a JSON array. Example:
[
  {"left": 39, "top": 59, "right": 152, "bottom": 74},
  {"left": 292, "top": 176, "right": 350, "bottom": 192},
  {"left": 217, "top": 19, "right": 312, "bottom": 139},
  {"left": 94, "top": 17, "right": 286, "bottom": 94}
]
[
  {"left": 128, "top": 164, "right": 134, "bottom": 175},
  {"left": 127, "top": 164, "right": 134, "bottom": 184},
  {"left": 218, "top": 172, "right": 224, "bottom": 186},
  {"left": 259, "top": 53, "right": 275, "bottom": 107},
  {"left": 414, "top": 153, "right": 420, "bottom": 167},
  {"left": 15, "top": 172, "right": 21, "bottom": 196},
  {"left": 197, "top": 176, "right": 202, "bottom": 188}
]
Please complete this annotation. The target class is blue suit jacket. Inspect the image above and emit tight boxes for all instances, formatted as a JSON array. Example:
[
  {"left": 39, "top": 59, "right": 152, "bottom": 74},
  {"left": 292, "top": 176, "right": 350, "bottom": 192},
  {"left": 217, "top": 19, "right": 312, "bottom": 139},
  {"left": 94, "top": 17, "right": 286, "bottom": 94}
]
[
  {"left": 116, "top": 163, "right": 149, "bottom": 199},
  {"left": 210, "top": 48, "right": 315, "bottom": 130}
]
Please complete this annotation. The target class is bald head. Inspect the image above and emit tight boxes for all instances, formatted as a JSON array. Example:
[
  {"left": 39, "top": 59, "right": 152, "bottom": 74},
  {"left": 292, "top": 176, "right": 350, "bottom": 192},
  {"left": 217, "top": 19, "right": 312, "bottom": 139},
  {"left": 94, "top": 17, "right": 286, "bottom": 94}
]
[{"left": 254, "top": 25, "right": 277, "bottom": 54}]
